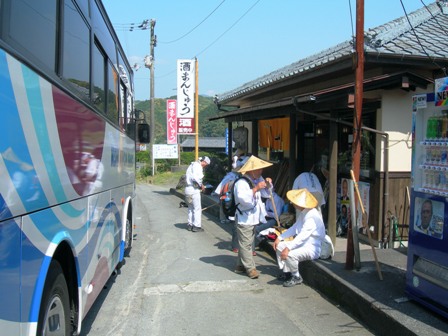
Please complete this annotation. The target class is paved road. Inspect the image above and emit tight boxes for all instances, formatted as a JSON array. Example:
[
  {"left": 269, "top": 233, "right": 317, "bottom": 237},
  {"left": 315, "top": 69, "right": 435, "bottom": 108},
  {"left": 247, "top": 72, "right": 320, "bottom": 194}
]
[{"left": 80, "top": 184, "right": 374, "bottom": 336}]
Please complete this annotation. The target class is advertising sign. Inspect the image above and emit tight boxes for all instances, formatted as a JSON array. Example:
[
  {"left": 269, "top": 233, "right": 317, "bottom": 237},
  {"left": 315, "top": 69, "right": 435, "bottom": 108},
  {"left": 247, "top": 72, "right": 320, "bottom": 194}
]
[
  {"left": 435, "top": 77, "right": 448, "bottom": 106},
  {"left": 167, "top": 99, "right": 177, "bottom": 144},
  {"left": 153, "top": 144, "right": 178, "bottom": 159},
  {"left": 177, "top": 59, "right": 195, "bottom": 134}
]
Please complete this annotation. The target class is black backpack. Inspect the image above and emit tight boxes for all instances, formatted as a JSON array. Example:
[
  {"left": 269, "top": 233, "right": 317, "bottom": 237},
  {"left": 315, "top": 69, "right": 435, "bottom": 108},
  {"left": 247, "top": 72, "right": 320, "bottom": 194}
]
[{"left": 219, "top": 176, "right": 254, "bottom": 219}]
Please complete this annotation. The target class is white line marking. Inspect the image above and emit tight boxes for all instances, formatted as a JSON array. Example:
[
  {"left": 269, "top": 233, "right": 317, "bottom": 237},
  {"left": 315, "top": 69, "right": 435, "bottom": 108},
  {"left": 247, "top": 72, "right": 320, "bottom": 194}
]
[{"left": 143, "top": 279, "right": 261, "bottom": 295}]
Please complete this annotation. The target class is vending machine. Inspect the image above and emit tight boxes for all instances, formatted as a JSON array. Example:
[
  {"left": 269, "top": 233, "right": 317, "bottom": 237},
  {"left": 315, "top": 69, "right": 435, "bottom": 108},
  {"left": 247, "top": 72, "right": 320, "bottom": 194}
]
[{"left": 407, "top": 85, "right": 448, "bottom": 318}]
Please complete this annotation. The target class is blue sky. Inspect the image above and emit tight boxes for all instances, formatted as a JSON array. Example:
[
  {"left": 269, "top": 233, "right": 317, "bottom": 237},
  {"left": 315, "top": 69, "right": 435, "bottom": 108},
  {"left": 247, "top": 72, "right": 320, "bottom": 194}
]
[{"left": 103, "top": 0, "right": 428, "bottom": 101}]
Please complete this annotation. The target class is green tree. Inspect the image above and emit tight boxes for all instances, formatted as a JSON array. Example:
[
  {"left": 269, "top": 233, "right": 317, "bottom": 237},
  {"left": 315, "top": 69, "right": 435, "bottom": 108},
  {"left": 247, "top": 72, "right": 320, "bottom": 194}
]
[{"left": 135, "top": 95, "right": 226, "bottom": 143}]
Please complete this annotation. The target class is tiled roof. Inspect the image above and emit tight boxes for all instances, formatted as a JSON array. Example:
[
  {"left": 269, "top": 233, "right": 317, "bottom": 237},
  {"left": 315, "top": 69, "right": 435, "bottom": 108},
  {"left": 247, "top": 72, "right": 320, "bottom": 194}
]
[
  {"left": 364, "top": 1, "right": 448, "bottom": 56},
  {"left": 219, "top": 1, "right": 448, "bottom": 102},
  {"left": 180, "top": 137, "right": 233, "bottom": 148}
]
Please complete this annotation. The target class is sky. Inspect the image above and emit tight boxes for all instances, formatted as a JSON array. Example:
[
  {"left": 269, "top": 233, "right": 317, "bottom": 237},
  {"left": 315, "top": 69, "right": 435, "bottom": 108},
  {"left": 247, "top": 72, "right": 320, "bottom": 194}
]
[{"left": 102, "top": 0, "right": 430, "bottom": 101}]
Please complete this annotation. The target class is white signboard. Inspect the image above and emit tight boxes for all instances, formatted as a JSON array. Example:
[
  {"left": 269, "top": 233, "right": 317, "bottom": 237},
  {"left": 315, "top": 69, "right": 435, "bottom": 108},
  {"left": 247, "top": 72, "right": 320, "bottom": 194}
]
[
  {"left": 153, "top": 144, "right": 178, "bottom": 159},
  {"left": 176, "top": 59, "right": 195, "bottom": 134},
  {"left": 177, "top": 59, "right": 195, "bottom": 119},
  {"left": 412, "top": 94, "right": 427, "bottom": 110}
]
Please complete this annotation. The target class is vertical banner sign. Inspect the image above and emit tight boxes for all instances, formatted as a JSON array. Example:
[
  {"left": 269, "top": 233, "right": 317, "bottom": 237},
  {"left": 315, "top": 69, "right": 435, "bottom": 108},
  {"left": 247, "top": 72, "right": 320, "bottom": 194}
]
[
  {"left": 177, "top": 59, "right": 195, "bottom": 134},
  {"left": 166, "top": 99, "right": 177, "bottom": 144},
  {"left": 225, "top": 128, "right": 229, "bottom": 154}
]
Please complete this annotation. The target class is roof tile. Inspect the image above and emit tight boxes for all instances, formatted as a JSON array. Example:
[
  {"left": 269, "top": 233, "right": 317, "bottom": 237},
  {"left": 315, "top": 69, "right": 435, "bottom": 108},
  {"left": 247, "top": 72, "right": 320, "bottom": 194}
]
[{"left": 219, "top": 2, "right": 448, "bottom": 102}]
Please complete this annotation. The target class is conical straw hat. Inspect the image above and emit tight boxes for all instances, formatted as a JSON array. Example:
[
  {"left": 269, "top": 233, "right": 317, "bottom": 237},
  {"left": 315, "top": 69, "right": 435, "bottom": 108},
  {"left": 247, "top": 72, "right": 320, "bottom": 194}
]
[
  {"left": 287, "top": 188, "right": 318, "bottom": 209},
  {"left": 238, "top": 155, "right": 273, "bottom": 174}
]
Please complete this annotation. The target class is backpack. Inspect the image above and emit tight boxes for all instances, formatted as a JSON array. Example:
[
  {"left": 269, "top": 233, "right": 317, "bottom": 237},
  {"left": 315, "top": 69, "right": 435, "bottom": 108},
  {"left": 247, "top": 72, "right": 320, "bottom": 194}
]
[{"left": 219, "top": 176, "right": 254, "bottom": 219}]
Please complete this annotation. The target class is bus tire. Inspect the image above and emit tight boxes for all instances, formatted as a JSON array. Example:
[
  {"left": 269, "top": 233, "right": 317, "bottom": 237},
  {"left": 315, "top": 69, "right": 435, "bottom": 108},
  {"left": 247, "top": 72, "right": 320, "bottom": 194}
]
[
  {"left": 124, "top": 218, "right": 132, "bottom": 257},
  {"left": 117, "top": 218, "right": 133, "bottom": 270},
  {"left": 37, "top": 260, "right": 71, "bottom": 336}
]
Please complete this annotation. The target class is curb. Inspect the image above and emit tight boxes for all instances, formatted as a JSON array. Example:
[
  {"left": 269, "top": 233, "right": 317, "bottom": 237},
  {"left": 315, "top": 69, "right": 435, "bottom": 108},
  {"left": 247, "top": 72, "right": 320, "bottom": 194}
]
[{"left": 261, "top": 238, "right": 418, "bottom": 336}]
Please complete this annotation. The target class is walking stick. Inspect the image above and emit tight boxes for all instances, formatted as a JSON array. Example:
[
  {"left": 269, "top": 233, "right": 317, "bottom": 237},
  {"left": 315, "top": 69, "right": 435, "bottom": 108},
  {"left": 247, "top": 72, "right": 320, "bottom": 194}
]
[
  {"left": 350, "top": 170, "right": 383, "bottom": 280},
  {"left": 202, "top": 202, "right": 220, "bottom": 211},
  {"left": 268, "top": 187, "right": 281, "bottom": 227}
]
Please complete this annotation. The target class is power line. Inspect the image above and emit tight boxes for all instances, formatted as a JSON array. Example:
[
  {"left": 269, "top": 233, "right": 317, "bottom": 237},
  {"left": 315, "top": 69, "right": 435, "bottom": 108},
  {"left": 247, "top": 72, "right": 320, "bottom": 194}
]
[
  {"left": 156, "top": 0, "right": 261, "bottom": 79},
  {"left": 158, "top": 0, "right": 227, "bottom": 44},
  {"left": 193, "top": 0, "right": 261, "bottom": 58},
  {"left": 399, "top": 0, "right": 447, "bottom": 75},
  {"left": 348, "top": 0, "right": 355, "bottom": 45},
  {"left": 113, "top": 19, "right": 151, "bottom": 31},
  {"left": 113, "top": 0, "right": 227, "bottom": 37},
  {"left": 115, "top": 1, "right": 261, "bottom": 81},
  {"left": 420, "top": 0, "right": 448, "bottom": 36}
]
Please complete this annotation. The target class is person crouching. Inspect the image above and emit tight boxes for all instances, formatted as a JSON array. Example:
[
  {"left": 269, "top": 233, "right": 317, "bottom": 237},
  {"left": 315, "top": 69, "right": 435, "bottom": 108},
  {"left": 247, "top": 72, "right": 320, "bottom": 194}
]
[{"left": 273, "top": 188, "right": 325, "bottom": 287}]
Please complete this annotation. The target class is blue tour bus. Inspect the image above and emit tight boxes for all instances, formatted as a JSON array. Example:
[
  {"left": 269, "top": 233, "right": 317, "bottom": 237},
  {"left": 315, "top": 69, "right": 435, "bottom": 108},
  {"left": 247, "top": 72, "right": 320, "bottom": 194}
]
[{"left": 0, "top": 0, "right": 149, "bottom": 334}]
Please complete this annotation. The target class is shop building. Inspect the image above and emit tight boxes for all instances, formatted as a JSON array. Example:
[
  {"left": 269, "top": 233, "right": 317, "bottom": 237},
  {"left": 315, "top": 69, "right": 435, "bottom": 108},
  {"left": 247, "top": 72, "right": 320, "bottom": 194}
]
[{"left": 212, "top": 1, "right": 448, "bottom": 245}]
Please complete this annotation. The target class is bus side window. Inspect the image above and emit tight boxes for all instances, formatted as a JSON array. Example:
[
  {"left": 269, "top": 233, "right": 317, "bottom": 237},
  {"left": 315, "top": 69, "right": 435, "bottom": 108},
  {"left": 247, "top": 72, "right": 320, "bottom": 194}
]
[
  {"left": 62, "top": 0, "right": 90, "bottom": 100},
  {"left": 107, "top": 61, "right": 119, "bottom": 126},
  {"left": 92, "top": 42, "right": 106, "bottom": 113},
  {"left": 5, "top": 0, "right": 57, "bottom": 72}
]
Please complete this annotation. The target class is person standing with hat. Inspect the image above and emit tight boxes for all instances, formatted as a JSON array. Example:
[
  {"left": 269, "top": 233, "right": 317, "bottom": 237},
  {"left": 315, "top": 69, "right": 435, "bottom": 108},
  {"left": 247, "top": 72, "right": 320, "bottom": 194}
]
[
  {"left": 274, "top": 188, "right": 326, "bottom": 287},
  {"left": 185, "top": 156, "right": 210, "bottom": 232},
  {"left": 233, "top": 155, "right": 273, "bottom": 279}
]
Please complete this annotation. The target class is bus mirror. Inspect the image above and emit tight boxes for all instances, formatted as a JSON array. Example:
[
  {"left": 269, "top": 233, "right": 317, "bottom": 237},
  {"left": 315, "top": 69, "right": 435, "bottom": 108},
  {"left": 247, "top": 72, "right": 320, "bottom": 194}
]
[
  {"left": 138, "top": 123, "right": 150, "bottom": 143},
  {"left": 126, "top": 123, "right": 136, "bottom": 140}
]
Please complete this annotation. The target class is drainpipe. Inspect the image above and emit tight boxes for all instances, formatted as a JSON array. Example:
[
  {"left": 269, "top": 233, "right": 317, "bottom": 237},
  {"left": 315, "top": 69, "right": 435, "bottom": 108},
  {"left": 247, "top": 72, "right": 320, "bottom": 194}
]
[{"left": 293, "top": 99, "right": 390, "bottom": 247}]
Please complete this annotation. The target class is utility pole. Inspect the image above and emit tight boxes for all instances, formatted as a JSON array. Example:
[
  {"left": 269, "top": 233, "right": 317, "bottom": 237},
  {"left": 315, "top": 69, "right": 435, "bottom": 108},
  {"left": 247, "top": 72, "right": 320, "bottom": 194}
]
[
  {"left": 150, "top": 19, "right": 156, "bottom": 175},
  {"left": 346, "top": 0, "right": 364, "bottom": 270}
]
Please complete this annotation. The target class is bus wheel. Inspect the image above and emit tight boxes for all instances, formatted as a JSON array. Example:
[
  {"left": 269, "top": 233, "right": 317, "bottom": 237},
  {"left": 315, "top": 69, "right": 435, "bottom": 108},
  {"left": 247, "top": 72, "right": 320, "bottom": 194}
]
[
  {"left": 117, "top": 218, "right": 133, "bottom": 270},
  {"left": 37, "top": 260, "right": 71, "bottom": 336},
  {"left": 124, "top": 218, "right": 132, "bottom": 257}
]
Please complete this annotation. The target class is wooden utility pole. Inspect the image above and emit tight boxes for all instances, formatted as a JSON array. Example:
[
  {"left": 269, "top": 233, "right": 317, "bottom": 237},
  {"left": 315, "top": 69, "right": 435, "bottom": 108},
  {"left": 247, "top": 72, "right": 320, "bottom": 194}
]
[
  {"left": 346, "top": 0, "right": 364, "bottom": 270},
  {"left": 150, "top": 19, "right": 156, "bottom": 175}
]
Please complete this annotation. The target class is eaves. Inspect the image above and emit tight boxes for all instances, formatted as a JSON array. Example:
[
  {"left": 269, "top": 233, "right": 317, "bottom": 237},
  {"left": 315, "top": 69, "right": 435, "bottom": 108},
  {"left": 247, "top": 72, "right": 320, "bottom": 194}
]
[{"left": 210, "top": 71, "right": 433, "bottom": 122}]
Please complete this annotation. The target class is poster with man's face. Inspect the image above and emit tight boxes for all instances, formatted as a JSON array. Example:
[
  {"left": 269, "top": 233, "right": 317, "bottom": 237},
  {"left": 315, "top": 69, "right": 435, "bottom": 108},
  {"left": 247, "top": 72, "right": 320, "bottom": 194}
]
[
  {"left": 414, "top": 197, "right": 444, "bottom": 239},
  {"left": 337, "top": 179, "right": 351, "bottom": 236}
]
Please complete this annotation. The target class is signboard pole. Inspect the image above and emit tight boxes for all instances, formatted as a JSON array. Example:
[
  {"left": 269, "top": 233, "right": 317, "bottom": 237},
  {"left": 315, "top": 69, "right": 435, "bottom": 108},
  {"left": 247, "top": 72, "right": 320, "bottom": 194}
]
[
  {"left": 152, "top": 145, "right": 155, "bottom": 176},
  {"left": 194, "top": 58, "right": 199, "bottom": 161},
  {"left": 149, "top": 20, "right": 156, "bottom": 173}
]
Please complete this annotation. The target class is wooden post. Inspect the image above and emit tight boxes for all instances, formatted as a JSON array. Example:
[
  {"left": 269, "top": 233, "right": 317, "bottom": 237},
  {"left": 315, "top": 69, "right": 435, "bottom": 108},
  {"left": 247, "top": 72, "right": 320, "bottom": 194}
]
[
  {"left": 194, "top": 58, "right": 199, "bottom": 160},
  {"left": 347, "top": 0, "right": 365, "bottom": 270}
]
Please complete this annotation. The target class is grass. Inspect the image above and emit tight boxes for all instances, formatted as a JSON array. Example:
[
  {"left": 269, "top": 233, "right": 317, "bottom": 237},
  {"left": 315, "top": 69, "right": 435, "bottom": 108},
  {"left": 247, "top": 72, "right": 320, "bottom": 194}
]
[{"left": 137, "top": 170, "right": 185, "bottom": 188}]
